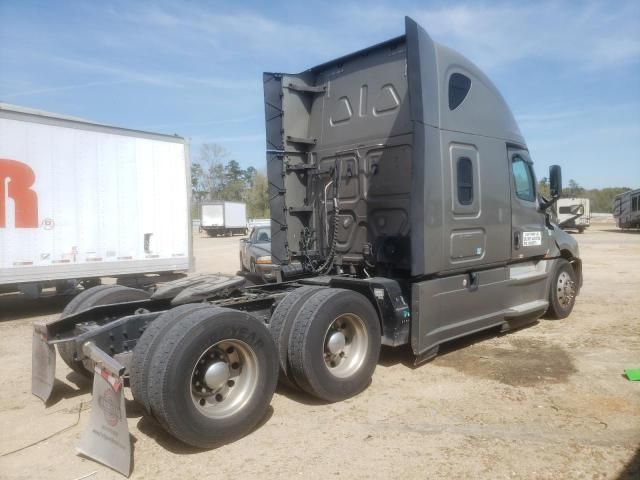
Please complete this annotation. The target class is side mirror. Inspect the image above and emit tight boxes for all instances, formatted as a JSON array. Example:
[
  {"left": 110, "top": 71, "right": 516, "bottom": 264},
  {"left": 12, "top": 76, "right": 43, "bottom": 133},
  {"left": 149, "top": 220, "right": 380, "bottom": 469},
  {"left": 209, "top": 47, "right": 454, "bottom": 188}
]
[{"left": 549, "top": 165, "right": 562, "bottom": 198}]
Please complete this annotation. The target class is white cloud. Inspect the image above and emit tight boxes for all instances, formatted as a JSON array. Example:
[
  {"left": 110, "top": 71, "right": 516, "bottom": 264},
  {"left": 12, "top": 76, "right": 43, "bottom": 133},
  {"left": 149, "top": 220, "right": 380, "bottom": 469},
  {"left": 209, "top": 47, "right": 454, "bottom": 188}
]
[
  {"left": 145, "top": 115, "right": 261, "bottom": 130},
  {"left": 36, "top": 56, "right": 258, "bottom": 92},
  {"left": 341, "top": 1, "right": 640, "bottom": 71},
  {"left": 1, "top": 80, "right": 127, "bottom": 99},
  {"left": 203, "top": 134, "right": 265, "bottom": 143}
]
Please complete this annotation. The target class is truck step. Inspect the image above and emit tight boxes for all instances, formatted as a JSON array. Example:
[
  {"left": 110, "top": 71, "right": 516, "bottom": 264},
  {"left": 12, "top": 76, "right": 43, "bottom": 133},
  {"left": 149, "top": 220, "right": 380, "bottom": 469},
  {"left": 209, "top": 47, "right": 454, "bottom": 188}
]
[{"left": 504, "top": 300, "right": 548, "bottom": 318}]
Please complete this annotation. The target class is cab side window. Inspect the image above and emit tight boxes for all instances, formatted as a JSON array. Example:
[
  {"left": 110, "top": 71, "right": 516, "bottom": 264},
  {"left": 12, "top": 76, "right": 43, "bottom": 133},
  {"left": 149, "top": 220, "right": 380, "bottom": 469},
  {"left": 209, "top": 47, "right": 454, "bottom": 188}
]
[
  {"left": 512, "top": 156, "right": 536, "bottom": 202},
  {"left": 457, "top": 157, "right": 473, "bottom": 205}
]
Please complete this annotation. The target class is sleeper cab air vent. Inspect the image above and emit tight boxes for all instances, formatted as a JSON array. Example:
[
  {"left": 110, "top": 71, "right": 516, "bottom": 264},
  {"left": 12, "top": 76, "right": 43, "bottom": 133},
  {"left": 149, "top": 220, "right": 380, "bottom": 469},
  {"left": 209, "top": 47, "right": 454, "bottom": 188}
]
[{"left": 448, "top": 73, "right": 471, "bottom": 110}]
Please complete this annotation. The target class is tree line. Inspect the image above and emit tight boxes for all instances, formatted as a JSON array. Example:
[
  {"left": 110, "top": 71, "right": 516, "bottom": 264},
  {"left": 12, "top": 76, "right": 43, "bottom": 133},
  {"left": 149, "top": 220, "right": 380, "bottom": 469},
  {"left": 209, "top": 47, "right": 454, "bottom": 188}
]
[
  {"left": 538, "top": 177, "right": 630, "bottom": 213},
  {"left": 190, "top": 143, "right": 269, "bottom": 219}
]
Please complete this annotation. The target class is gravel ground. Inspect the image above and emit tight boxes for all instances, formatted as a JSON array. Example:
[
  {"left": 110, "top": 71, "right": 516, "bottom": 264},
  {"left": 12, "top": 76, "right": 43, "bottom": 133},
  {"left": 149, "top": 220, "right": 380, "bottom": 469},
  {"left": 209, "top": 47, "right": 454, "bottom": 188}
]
[{"left": 0, "top": 225, "right": 638, "bottom": 479}]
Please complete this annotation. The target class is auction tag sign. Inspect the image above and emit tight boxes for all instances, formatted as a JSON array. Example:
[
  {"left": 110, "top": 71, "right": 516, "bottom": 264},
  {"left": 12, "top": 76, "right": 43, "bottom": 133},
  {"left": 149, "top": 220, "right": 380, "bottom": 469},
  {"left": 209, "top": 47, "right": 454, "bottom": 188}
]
[
  {"left": 522, "top": 231, "right": 542, "bottom": 247},
  {"left": 77, "top": 366, "right": 131, "bottom": 477}
]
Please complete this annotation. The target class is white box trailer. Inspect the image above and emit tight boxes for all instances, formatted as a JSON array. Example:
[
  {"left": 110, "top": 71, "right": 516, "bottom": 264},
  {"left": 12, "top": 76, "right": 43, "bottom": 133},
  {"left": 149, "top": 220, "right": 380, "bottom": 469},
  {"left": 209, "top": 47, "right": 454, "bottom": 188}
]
[
  {"left": 0, "top": 103, "right": 192, "bottom": 295},
  {"left": 555, "top": 197, "right": 591, "bottom": 233},
  {"left": 200, "top": 201, "right": 247, "bottom": 236}
]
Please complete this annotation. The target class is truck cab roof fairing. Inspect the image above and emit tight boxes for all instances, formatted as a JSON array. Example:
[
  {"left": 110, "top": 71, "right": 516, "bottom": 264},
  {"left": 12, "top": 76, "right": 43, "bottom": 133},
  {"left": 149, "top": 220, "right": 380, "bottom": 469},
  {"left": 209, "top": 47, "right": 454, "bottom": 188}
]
[{"left": 404, "top": 17, "right": 525, "bottom": 145}]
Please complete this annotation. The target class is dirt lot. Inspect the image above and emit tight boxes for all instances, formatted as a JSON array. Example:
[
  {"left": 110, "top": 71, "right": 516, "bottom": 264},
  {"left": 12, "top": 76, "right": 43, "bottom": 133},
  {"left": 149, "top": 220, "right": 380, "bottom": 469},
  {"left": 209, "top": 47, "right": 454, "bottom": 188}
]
[{"left": 0, "top": 225, "right": 638, "bottom": 479}]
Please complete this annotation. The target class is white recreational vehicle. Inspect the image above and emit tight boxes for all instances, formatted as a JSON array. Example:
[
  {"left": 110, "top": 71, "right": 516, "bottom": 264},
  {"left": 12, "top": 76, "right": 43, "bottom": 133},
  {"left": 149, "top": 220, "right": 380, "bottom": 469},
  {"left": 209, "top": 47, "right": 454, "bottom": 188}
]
[
  {"left": 555, "top": 197, "right": 591, "bottom": 233},
  {"left": 613, "top": 189, "right": 640, "bottom": 229}
]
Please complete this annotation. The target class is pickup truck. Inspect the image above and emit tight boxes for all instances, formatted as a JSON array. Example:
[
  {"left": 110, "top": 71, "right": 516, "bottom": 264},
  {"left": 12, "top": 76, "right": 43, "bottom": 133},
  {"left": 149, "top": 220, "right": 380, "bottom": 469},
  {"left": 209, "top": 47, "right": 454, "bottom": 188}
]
[{"left": 239, "top": 224, "right": 276, "bottom": 281}]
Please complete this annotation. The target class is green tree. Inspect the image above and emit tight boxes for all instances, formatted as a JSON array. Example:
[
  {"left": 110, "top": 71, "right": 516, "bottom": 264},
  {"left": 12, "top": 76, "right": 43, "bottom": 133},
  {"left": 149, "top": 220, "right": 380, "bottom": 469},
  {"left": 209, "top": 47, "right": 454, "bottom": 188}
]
[
  {"left": 198, "top": 143, "right": 230, "bottom": 200},
  {"left": 246, "top": 170, "right": 270, "bottom": 218},
  {"left": 221, "top": 160, "right": 247, "bottom": 201},
  {"left": 583, "top": 187, "right": 631, "bottom": 213},
  {"left": 190, "top": 163, "right": 207, "bottom": 202},
  {"left": 565, "top": 179, "right": 584, "bottom": 197},
  {"left": 538, "top": 176, "right": 550, "bottom": 198}
]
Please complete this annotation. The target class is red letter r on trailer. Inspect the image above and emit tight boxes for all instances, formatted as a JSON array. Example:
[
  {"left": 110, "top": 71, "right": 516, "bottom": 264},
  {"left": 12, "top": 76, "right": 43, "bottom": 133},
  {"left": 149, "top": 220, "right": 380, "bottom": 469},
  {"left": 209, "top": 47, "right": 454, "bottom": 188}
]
[{"left": 0, "top": 158, "right": 39, "bottom": 228}]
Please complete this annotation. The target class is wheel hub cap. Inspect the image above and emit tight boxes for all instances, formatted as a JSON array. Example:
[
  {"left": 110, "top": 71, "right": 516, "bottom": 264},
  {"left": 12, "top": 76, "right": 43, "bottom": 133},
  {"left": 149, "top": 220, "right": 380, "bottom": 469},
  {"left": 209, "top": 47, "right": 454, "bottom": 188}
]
[
  {"left": 327, "top": 331, "right": 346, "bottom": 355},
  {"left": 204, "top": 361, "right": 229, "bottom": 391},
  {"left": 557, "top": 271, "right": 576, "bottom": 307},
  {"left": 323, "top": 313, "right": 369, "bottom": 379},
  {"left": 190, "top": 339, "right": 260, "bottom": 419}
]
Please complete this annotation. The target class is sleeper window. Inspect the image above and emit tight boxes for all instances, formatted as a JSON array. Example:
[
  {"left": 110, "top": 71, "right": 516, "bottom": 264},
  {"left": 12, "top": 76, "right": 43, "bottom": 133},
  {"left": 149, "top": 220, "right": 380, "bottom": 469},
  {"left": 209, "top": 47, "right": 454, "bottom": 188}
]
[
  {"left": 512, "top": 157, "right": 536, "bottom": 202},
  {"left": 449, "top": 73, "right": 471, "bottom": 110},
  {"left": 457, "top": 157, "right": 473, "bottom": 205}
]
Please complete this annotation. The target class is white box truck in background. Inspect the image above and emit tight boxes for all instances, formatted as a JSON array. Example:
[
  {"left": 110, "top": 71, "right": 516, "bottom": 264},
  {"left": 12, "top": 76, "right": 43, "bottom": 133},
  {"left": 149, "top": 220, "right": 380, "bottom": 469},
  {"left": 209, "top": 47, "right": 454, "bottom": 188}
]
[
  {"left": 0, "top": 103, "right": 192, "bottom": 296},
  {"left": 200, "top": 201, "right": 247, "bottom": 236}
]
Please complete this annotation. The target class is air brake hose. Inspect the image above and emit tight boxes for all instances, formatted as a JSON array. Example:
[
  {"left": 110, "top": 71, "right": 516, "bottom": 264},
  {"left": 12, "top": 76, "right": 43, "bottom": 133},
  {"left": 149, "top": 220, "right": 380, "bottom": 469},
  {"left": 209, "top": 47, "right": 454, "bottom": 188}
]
[{"left": 313, "top": 161, "right": 341, "bottom": 274}]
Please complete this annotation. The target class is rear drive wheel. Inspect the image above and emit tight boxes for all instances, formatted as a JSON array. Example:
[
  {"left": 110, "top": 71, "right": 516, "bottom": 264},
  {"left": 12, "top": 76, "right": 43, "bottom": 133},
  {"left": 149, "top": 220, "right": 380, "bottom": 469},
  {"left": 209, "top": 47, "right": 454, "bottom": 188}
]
[
  {"left": 146, "top": 307, "right": 278, "bottom": 448},
  {"left": 288, "top": 288, "right": 381, "bottom": 402},
  {"left": 130, "top": 304, "right": 221, "bottom": 414},
  {"left": 269, "top": 286, "right": 326, "bottom": 388},
  {"left": 545, "top": 259, "right": 577, "bottom": 319},
  {"left": 58, "top": 285, "right": 150, "bottom": 377}
]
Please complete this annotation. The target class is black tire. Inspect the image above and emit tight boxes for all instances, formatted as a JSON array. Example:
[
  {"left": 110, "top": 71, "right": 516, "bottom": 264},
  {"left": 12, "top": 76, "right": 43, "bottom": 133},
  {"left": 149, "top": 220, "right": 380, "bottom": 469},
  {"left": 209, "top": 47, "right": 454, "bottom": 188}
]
[
  {"left": 146, "top": 307, "right": 278, "bottom": 448},
  {"left": 577, "top": 227, "right": 585, "bottom": 234},
  {"left": 288, "top": 288, "right": 381, "bottom": 402},
  {"left": 58, "top": 285, "right": 150, "bottom": 376},
  {"left": 240, "top": 253, "right": 248, "bottom": 272},
  {"left": 269, "top": 286, "right": 326, "bottom": 388},
  {"left": 545, "top": 259, "right": 578, "bottom": 319},
  {"left": 130, "top": 304, "right": 220, "bottom": 414},
  {"left": 61, "top": 284, "right": 116, "bottom": 318}
]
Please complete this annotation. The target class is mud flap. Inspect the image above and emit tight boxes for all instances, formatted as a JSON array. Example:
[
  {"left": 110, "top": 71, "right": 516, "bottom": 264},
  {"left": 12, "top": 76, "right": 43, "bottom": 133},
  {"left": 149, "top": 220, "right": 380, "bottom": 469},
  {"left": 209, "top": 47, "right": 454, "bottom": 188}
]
[
  {"left": 31, "top": 322, "right": 56, "bottom": 402},
  {"left": 76, "top": 342, "right": 131, "bottom": 477}
]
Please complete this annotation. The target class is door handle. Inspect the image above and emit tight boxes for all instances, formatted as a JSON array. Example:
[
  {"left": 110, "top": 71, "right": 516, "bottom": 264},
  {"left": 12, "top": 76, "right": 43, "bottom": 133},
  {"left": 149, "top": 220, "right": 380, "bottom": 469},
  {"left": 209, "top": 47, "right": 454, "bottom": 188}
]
[
  {"left": 468, "top": 272, "right": 479, "bottom": 292},
  {"left": 514, "top": 232, "right": 521, "bottom": 250}
]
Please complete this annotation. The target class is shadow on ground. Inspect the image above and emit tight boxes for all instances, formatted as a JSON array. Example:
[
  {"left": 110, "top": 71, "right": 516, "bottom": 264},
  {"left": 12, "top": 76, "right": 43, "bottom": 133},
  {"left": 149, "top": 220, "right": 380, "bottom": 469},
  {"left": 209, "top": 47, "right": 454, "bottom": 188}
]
[
  {"left": 136, "top": 405, "right": 274, "bottom": 455},
  {"left": 44, "top": 377, "right": 90, "bottom": 407},
  {"left": 601, "top": 229, "right": 640, "bottom": 234},
  {"left": 617, "top": 447, "right": 640, "bottom": 479}
]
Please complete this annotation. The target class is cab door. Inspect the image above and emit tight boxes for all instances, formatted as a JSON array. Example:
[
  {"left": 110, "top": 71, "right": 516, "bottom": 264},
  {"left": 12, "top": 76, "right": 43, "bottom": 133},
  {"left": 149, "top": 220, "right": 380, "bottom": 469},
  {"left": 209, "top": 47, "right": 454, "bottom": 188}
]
[{"left": 508, "top": 148, "right": 549, "bottom": 259}]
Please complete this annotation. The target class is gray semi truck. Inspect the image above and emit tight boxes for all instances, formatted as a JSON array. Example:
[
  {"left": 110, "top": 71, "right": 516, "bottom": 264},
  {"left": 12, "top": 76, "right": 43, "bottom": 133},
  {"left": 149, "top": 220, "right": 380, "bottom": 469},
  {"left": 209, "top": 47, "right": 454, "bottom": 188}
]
[{"left": 31, "top": 17, "right": 581, "bottom": 472}]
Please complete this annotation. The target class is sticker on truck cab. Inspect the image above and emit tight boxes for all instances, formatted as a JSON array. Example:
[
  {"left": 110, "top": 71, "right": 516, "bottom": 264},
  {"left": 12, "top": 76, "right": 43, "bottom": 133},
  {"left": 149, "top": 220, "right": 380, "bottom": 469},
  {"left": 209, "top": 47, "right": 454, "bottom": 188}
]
[{"left": 522, "top": 231, "right": 542, "bottom": 247}]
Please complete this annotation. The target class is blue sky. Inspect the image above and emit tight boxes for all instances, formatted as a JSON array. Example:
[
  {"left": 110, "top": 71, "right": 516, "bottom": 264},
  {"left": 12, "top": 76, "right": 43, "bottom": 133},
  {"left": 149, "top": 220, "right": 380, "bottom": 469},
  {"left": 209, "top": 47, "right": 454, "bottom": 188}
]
[{"left": 1, "top": 0, "right": 639, "bottom": 189}]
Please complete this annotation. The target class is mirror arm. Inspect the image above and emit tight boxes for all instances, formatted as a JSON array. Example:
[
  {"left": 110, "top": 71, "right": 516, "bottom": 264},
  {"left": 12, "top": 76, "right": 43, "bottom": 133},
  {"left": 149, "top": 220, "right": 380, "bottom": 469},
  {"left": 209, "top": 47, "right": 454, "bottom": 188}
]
[{"left": 539, "top": 194, "right": 558, "bottom": 211}]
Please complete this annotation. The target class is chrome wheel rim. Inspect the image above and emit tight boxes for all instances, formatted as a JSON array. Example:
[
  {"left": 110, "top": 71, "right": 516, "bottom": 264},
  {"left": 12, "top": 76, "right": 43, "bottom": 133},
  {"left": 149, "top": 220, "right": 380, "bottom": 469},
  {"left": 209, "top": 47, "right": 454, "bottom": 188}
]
[
  {"left": 190, "top": 339, "right": 259, "bottom": 419},
  {"left": 323, "top": 313, "right": 368, "bottom": 378},
  {"left": 557, "top": 271, "right": 576, "bottom": 308}
]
